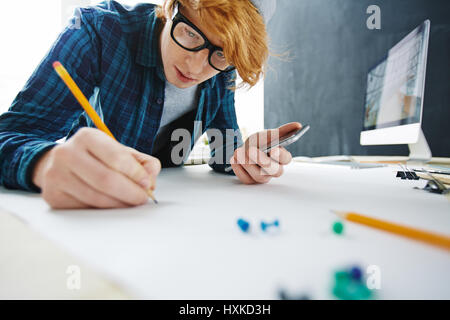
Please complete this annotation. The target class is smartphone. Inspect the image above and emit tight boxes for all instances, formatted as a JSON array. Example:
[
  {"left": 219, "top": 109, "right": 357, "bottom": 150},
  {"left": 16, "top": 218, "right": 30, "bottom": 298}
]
[
  {"left": 225, "top": 124, "right": 310, "bottom": 172},
  {"left": 262, "top": 125, "right": 310, "bottom": 153}
]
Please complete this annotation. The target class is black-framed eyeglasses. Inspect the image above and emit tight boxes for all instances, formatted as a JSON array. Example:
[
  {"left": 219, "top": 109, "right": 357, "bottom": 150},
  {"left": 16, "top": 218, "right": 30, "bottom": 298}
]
[{"left": 170, "top": 3, "right": 235, "bottom": 73}]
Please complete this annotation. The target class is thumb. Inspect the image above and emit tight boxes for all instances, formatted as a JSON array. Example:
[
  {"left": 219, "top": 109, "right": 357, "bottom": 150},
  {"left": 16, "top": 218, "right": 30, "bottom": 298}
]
[
  {"left": 277, "top": 122, "right": 303, "bottom": 138},
  {"left": 258, "top": 122, "right": 303, "bottom": 147}
]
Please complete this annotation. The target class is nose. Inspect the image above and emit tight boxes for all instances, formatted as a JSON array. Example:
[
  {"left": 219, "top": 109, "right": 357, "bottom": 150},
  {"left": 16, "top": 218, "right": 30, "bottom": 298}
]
[{"left": 186, "top": 49, "right": 210, "bottom": 73}]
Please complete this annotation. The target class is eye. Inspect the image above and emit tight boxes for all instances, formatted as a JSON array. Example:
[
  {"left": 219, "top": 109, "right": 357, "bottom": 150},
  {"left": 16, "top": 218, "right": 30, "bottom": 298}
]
[
  {"left": 184, "top": 27, "right": 197, "bottom": 39},
  {"left": 215, "top": 51, "right": 225, "bottom": 59}
]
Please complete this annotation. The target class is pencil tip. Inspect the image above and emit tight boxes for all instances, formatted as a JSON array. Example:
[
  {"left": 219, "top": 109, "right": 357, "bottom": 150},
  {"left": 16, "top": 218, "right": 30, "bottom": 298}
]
[
  {"left": 147, "top": 189, "right": 158, "bottom": 204},
  {"left": 331, "top": 210, "right": 345, "bottom": 218}
]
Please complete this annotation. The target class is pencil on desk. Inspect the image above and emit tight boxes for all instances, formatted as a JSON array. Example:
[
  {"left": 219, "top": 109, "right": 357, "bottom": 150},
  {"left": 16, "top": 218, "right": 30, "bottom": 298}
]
[
  {"left": 333, "top": 210, "right": 450, "bottom": 251},
  {"left": 52, "top": 61, "right": 157, "bottom": 204}
]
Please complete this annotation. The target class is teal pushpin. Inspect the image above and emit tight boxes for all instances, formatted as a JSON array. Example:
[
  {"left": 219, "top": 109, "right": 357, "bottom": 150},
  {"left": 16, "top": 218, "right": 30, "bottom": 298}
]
[
  {"left": 332, "top": 221, "right": 344, "bottom": 235},
  {"left": 261, "top": 219, "right": 280, "bottom": 232},
  {"left": 332, "top": 268, "right": 373, "bottom": 300}
]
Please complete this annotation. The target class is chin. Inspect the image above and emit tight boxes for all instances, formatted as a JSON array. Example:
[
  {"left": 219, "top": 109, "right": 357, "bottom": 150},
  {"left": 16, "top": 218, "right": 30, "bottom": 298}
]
[
  {"left": 170, "top": 77, "right": 198, "bottom": 89},
  {"left": 171, "top": 81, "right": 194, "bottom": 89}
]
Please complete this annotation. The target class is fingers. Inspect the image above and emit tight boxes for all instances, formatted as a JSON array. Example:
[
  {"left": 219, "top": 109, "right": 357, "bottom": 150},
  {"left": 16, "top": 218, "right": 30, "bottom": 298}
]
[
  {"left": 230, "top": 157, "right": 255, "bottom": 185},
  {"left": 269, "top": 147, "right": 293, "bottom": 166},
  {"left": 76, "top": 129, "right": 153, "bottom": 190},
  {"left": 43, "top": 160, "right": 130, "bottom": 209},
  {"left": 241, "top": 163, "right": 272, "bottom": 184},
  {"left": 246, "top": 129, "right": 278, "bottom": 151},
  {"left": 130, "top": 149, "right": 162, "bottom": 191},
  {"left": 63, "top": 172, "right": 129, "bottom": 209},
  {"left": 42, "top": 188, "right": 88, "bottom": 210},
  {"left": 247, "top": 146, "right": 282, "bottom": 177},
  {"left": 38, "top": 128, "right": 162, "bottom": 210},
  {"left": 232, "top": 147, "right": 273, "bottom": 184},
  {"left": 68, "top": 147, "right": 149, "bottom": 206},
  {"left": 231, "top": 143, "right": 295, "bottom": 185}
]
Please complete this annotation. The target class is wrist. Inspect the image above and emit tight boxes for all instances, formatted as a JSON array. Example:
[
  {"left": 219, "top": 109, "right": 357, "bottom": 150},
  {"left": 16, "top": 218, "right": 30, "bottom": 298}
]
[{"left": 32, "top": 149, "right": 53, "bottom": 189}]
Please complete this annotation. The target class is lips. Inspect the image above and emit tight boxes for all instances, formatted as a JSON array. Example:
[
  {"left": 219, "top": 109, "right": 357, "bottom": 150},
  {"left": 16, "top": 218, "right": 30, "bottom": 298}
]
[{"left": 175, "top": 66, "right": 196, "bottom": 83}]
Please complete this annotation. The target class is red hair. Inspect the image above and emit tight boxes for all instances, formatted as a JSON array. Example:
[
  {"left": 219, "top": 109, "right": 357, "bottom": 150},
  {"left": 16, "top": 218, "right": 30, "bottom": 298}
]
[{"left": 156, "top": 0, "right": 269, "bottom": 88}]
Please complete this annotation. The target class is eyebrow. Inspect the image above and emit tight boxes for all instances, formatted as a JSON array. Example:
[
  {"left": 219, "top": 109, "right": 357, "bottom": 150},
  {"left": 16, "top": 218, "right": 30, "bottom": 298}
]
[{"left": 177, "top": 4, "right": 224, "bottom": 50}]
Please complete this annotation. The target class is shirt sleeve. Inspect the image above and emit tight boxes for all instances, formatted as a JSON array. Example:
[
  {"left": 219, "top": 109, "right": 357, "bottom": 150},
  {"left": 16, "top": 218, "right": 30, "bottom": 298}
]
[
  {"left": 0, "top": 8, "right": 102, "bottom": 192},
  {"left": 207, "top": 84, "right": 244, "bottom": 175}
]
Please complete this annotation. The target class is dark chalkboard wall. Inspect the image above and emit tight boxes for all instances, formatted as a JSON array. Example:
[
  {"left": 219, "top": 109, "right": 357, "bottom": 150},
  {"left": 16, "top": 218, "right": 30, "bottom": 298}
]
[{"left": 265, "top": 0, "right": 450, "bottom": 157}]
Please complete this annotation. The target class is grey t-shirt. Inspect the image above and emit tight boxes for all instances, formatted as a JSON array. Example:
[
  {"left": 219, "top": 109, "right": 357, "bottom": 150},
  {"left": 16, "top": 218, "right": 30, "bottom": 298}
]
[
  {"left": 158, "top": 81, "right": 198, "bottom": 132},
  {"left": 152, "top": 81, "right": 199, "bottom": 157}
]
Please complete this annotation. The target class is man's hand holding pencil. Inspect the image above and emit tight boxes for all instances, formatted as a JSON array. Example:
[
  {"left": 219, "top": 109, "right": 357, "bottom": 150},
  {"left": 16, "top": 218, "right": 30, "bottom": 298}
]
[{"left": 32, "top": 128, "right": 161, "bottom": 209}]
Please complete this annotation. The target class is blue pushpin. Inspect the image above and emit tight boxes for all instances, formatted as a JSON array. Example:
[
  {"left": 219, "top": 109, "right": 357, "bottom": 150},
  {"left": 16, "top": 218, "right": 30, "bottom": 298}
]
[
  {"left": 237, "top": 218, "right": 250, "bottom": 233},
  {"left": 261, "top": 219, "right": 280, "bottom": 232},
  {"left": 350, "top": 266, "right": 363, "bottom": 282}
]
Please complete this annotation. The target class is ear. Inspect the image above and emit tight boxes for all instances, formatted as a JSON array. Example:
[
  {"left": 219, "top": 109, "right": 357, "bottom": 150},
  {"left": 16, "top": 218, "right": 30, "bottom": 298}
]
[{"left": 163, "top": 0, "right": 175, "bottom": 20}]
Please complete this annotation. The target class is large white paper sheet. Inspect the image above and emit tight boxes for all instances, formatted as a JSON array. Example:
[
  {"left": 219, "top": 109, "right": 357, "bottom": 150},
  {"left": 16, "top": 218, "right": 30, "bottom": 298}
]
[{"left": 1, "top": 163, "right": 449, "bottom": 299}]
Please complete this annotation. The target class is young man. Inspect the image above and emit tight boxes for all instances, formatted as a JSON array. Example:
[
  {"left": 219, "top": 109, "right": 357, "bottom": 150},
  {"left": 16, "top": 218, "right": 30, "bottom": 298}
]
[{"left": 0, "top": 0, "right": 301, "bottom": 209}]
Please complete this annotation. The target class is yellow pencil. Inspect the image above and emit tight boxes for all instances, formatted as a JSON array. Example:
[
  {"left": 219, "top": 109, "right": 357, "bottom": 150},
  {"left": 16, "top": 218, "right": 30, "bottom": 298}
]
[
  {"left": 52, "top": 61, "right": 157, "bottom": 204},
  {"left": 333, "top": 210, "right": 450, "bottom": 251}
]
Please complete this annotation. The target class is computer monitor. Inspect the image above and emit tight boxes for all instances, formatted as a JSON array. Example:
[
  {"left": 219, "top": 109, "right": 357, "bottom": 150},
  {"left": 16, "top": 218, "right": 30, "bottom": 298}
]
[{"left": 361, "top": 20, "right": 432, "bottom": 162}]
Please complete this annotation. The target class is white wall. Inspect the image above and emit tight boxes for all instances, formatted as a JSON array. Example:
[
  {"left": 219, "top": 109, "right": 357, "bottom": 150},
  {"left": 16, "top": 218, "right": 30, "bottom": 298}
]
[{"left": 0, "top": 1, "right": 61, "bottom": 115}]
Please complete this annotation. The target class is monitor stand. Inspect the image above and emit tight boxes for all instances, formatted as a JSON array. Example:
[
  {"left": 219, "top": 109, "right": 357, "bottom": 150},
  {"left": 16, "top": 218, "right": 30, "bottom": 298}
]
[{"left": 408, "top": 128, "right": 432, "bottom": 164}]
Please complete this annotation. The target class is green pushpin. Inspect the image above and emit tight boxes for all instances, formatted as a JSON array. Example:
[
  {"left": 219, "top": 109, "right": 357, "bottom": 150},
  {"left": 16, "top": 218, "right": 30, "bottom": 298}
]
[
  {"left": 332, "top": 269, "right": 373, "bottom": 300},
  {"left": 332, "top": 221, "right": 344, "bottom": 235},
  {"left": 334, "top": 271, "right": 350, "bottom": 283}
]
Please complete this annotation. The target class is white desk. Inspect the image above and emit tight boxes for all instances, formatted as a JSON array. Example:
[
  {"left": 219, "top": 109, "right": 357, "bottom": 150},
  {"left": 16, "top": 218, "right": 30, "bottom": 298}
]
[{"left": 0, "top": 162, "right": 449, "bottom": 299}]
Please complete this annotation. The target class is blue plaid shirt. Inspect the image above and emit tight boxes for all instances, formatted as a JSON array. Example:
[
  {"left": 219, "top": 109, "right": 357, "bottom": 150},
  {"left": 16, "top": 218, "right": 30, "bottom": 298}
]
[{"left": 0, "top": 1, "right": 243, "bottom": 192}]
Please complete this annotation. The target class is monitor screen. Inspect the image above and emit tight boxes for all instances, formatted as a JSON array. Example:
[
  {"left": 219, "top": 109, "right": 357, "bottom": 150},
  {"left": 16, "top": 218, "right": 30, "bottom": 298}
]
[{"left": 363, "top": 20, "right": 430, "bottom": 131}]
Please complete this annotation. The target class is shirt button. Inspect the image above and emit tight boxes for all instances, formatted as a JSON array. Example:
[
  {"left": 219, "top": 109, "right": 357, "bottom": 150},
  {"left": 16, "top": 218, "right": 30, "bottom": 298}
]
[{"left": 156, "top": 98, "right": 163, "bottom": 105}]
